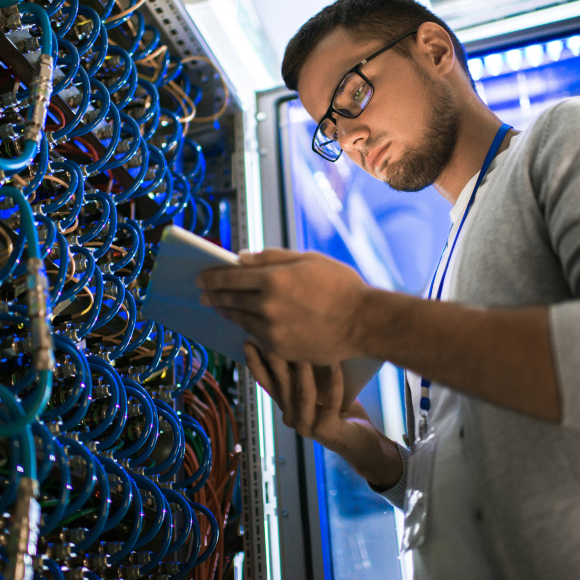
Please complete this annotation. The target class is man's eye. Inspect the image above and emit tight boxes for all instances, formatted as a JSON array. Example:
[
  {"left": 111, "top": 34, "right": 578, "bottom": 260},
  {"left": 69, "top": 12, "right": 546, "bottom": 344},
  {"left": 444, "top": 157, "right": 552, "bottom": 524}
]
[{"left": 352, "top": 85, "right": 368, "bottom": 105}]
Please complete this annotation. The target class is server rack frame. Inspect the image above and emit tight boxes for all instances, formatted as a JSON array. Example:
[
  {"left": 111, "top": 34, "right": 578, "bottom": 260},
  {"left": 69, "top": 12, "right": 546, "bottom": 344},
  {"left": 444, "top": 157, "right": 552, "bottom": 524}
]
[{"left": 135, "top": 1, "right": 271, "bottom": 578}]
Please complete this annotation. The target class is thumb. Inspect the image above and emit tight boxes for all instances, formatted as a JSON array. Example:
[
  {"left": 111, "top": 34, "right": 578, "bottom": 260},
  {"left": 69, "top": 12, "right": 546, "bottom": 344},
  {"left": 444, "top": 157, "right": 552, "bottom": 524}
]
[{"left": 239, "top": 247, "right": 302, "bottom": 266}]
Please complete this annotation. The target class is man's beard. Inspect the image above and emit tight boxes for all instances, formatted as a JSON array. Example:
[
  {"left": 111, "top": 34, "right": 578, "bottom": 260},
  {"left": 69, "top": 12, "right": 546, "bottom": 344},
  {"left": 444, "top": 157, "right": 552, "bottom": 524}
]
[{"left": 380, "top": 78, "right": 460, "bottom": 192}]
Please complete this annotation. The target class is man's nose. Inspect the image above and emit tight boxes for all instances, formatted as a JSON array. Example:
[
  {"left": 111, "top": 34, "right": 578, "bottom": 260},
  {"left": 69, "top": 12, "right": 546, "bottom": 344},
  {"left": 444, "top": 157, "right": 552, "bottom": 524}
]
[{"left": 337, "top": 116, "right": 369, "bottom": 153}]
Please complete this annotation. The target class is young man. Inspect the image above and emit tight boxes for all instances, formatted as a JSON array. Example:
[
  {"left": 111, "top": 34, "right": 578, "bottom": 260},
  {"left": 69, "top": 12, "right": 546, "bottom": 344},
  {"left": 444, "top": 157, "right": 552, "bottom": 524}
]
[{"left": 197, "top": 0, "right": 580, "bottom": 577}]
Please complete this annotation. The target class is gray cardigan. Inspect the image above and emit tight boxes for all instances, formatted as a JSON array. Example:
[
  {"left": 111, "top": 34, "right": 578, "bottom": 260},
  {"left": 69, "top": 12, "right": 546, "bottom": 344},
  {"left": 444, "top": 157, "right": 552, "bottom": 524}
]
[{"left": 373, "top": 98, "right": 580, "bottom": 580}]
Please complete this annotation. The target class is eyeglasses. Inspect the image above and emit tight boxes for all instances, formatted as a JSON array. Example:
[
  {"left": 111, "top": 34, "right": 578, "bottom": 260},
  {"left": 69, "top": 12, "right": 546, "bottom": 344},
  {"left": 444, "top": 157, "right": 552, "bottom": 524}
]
[{"left": 312, "top": 30, "right": 418, "bottom": 162}]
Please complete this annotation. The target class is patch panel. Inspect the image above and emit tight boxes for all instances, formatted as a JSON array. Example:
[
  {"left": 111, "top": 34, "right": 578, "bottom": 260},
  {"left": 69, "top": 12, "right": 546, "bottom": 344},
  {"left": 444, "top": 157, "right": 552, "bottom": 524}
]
[{"left": 0, "top": 0, "right": 254, "bottom": 579}]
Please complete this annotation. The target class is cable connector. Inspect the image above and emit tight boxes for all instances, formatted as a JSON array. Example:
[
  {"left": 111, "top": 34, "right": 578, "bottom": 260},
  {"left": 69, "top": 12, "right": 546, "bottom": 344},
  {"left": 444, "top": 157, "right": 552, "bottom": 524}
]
[
  {"left": 5, "top": 477, "right": 40, "bottom": 580},
  {"left": 26, "top": 258, "right": 54, "bottom": 372},
  {"left": 23, "top": 54, "right": 53, "bottom": 144}
]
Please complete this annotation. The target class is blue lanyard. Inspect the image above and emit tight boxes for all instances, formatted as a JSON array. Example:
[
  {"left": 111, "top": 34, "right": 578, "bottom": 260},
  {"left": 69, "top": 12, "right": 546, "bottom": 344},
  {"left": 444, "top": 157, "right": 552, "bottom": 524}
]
[{"left": 419, "top": 123, "right": 512, "bottom": 421}]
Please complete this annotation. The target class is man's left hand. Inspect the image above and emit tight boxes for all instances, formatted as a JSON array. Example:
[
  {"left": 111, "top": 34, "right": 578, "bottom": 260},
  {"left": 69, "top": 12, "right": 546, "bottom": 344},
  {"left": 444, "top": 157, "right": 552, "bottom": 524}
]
[{"left": 196, "top": 248, "right": 369, "bottom": 364}]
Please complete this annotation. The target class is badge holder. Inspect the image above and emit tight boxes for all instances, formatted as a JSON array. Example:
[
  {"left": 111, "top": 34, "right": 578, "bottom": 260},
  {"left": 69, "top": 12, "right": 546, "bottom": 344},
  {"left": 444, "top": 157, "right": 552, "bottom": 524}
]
[{"left": 401, "top": 416, "right": 438, "bottom": 552}]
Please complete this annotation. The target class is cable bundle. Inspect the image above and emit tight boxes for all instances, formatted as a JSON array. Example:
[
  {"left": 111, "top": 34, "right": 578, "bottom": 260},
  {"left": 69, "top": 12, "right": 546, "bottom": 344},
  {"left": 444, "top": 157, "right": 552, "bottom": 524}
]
[{"left": 0, "top": 0, "right": 240, "bottom": 579}]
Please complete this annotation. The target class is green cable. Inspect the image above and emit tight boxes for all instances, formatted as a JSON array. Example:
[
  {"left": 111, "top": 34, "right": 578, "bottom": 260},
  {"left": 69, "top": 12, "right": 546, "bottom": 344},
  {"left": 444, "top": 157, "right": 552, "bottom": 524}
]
[
  {"left": 59, "top": 507, "right": 99, "bottom": 527},
  {"left": 39, "top": 499, "right": 60, "bottom": 508}
]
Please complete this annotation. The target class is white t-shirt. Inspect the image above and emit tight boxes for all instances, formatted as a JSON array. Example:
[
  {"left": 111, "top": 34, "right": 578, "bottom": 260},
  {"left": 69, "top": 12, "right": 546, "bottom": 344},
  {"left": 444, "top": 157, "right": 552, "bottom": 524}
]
[{"left": 407, "top": 134, "right": 521, "bottom": 440}]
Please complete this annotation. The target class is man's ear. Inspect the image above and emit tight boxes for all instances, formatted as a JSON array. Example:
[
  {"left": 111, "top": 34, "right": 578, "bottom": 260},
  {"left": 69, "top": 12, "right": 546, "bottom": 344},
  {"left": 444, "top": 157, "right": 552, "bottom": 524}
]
[{"left": 415, "top": 22, "right": 455, "bottom": 78}]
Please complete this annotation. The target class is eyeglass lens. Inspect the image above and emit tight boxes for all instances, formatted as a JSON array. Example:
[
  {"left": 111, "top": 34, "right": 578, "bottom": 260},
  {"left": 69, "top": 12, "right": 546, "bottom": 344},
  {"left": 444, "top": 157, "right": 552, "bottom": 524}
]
[{"left": 313, "top": 71, "right": 373, "bottom": 160}]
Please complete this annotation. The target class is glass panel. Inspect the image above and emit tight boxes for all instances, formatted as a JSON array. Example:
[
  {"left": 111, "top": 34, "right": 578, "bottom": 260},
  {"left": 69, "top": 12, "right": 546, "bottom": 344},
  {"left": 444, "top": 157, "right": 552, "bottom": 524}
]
[
  {"left": 284, "top": 99, "right": 451, "bottom": 580},
  {"left": 469, "top": 33, "right": 580, "bottom": 128},
  {"left": 432, "top": 0, "right": 578, "bottom": 32}
]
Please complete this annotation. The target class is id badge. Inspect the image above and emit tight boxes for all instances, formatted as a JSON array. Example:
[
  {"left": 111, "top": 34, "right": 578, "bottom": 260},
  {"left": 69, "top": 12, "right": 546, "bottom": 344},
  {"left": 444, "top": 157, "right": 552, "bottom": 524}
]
[{"left": 401, "top": 430, "right": 438, "bottom": 552}]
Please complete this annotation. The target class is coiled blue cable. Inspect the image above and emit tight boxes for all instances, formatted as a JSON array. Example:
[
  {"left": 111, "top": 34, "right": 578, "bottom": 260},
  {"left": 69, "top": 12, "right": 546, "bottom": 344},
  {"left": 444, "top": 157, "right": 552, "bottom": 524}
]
[
  {"left": 112, "top": 138, "right": 149, "bottom": 203},
  {"left": 44, "top": 0, "right": 66, "bottom": 17},
  {"left": 109, "top": 290, "right": 136, "bottom": 359},
  {"left": 68, "top": 78, "right": 111, "bottom": 139},
  {"left": 132, "top": 474, "right": 166, "bottom": 548},
  {"left": 139, "top": 322, "right": 164, "bottom": 381},
  {"left": 92, "top": 191, "right": 117, "bottom": 259},
  {"left": 41, "top": 335, "right": 86, "bottom": 420},
  {"left": 109, "top": 477, "right": 142, "bottom": 563},
  {"left": 170, "top": 510, "right": 201, "bottom": 580},
  {"left": 163, "top": 489, "right": 193, "bottom": 554},
  {"left": 74, "top": 6, "right": 101, "bottom": 57},
  {"left": 40, "top": 436, "right": 70, "bottom": 536},
  {"left": 86, "top": 357, "right": 127, "bottom": 450},
  {"left": 78, "top": 191, "right": 111, "bottom": 244},
  {"left": 114, "top": 379, "right": 157, "bottom": 459},
  {"left": 86, "top": 103, "right": 121, "bottom": 174},
  {"left": 59, "top": 436, "right": 96, "bottom": 519},
  {"left": 136, "top": 144, "right": 166, "bottom": 198},
  {"left": 49, "top": 233, "right": 69, "bottom": 305},
  {"left": 23, "top": 134, "right": 49, "bottom": 196},
  {"left": 174, "top": 414, "right": 212, "bottom": 495},
  {"left": 55, "top": 0, "right": 78, "bottom": 39},
  {"left": 57, "top": 245, "right": 95, "bottom": 303},
  {"left": 100, "top": 456, "right": 132, "bottom": 531},
  {"left": 142, "top": 168, "right": 173, "bottom": 228},
  {"left": 31, "top": 421, "right": 55, "bottom": 484},
  {"left": 195, "top": 197, "right": 214, "bottom": 237},
  {"left": 19, "top": 3, "right": 53, "bottom": 56},
  {"left": 133, "top": 25, "right": 160, "bottom": 60},
  {"left": 77, "top": 360, "right": 119, "bottom": 441},
  {"left": 52, "top": 67, "right": 91, "bottom": 140},
  {"left": 58, "top": 163, "right": 85, "bottom": 231},
  {"left": 44, "top": 558, "right": 66, "bottom": 580},
  {"left": 43, "top": 160, "right": 79, "bottom": 214},
  {"left": 53, "top": 40, "right": 80, "bottom": 95},
  {"left": 100, "top": 112, "right": 141, "bottom": 171},
  {"left": 143, "top": 402, "right": 183, "bottom": 477},
  {"left": 85, "top": 21, "right": 109, "bottom": 78},
  {"left": 0, "top": 373, "right": 52, "bottom": 439},
  {"left": 124, "top": 318, "right": 154, "bottom": 354},
  {"left": 90, "top": 272, "right": 124, "bottom": 330},
  {"left": 188, "top": 502, "right": 219, "bottom": 567},
  {"left": 138, "top": 495, "right": 173, "bottom": 576},
  {"left": 110, "top": 221, "right": 139, "bottom": 272},
  {"left": 75, "top": 455, "right": 110, "bottom": 550},
  {"left": 126, "top": 11, "right": 145, "bottom": 56}
]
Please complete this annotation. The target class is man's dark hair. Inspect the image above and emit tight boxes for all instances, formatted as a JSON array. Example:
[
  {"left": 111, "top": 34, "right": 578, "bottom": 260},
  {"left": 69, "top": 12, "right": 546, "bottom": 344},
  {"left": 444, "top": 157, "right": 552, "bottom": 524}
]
[{"left": 282, "top": 0, "right": 473, "bottom": 92}]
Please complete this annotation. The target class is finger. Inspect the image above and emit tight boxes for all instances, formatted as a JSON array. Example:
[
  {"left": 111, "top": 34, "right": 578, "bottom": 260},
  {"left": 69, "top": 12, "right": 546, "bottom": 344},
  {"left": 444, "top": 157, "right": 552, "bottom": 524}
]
[
  {"left": 196, "top": 266, "right": 263, "bottom": 291},
  {"left": 264, "top": 351, "right": 296, "bottom": 426},
  {"left": 244, "top": 343, "right": 282, "bottom": 407},
  {"left": 238, "top": 248, "right": 301, "bottom": 267},
  {"left": 325, "top": 363, "right": 345, "bottom": 414},
  {"left": 295, "top": 363, "right": 317, "bottom": 432},
  {"left": 200, "top": 290, "right": 265, "bottom": 315}
]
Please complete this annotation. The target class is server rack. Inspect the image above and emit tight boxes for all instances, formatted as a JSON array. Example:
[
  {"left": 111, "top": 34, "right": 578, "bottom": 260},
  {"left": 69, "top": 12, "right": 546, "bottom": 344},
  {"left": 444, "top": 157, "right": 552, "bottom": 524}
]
[{"left": 0, "top": 0, "right": 274, "bottom": 578}]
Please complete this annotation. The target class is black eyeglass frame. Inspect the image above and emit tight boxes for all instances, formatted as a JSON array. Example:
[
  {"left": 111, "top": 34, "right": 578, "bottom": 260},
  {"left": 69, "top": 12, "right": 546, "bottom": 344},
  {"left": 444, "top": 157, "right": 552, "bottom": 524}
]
[{"left": 312, "top": 29, "right": 418, "bottom": 162}]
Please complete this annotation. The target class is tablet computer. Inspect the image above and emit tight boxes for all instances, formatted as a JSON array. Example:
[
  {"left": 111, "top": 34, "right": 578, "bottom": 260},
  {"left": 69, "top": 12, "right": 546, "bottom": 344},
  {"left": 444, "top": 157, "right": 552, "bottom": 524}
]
[{"left": 142, "top": 225, "right": 383, "bottom": 408}]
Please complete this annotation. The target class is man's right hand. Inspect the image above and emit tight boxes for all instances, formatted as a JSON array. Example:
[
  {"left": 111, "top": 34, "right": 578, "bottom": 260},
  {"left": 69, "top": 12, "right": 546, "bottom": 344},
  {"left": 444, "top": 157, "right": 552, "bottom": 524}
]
[{"left": 243, "top": 342, "right": 404, "bottom": 490}]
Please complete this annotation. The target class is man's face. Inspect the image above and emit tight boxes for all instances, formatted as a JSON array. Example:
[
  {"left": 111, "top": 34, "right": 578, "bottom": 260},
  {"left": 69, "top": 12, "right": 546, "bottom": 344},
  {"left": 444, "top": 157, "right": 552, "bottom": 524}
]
[{"left": 297, "top": 26, "right": 460, "bottom": 192}]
